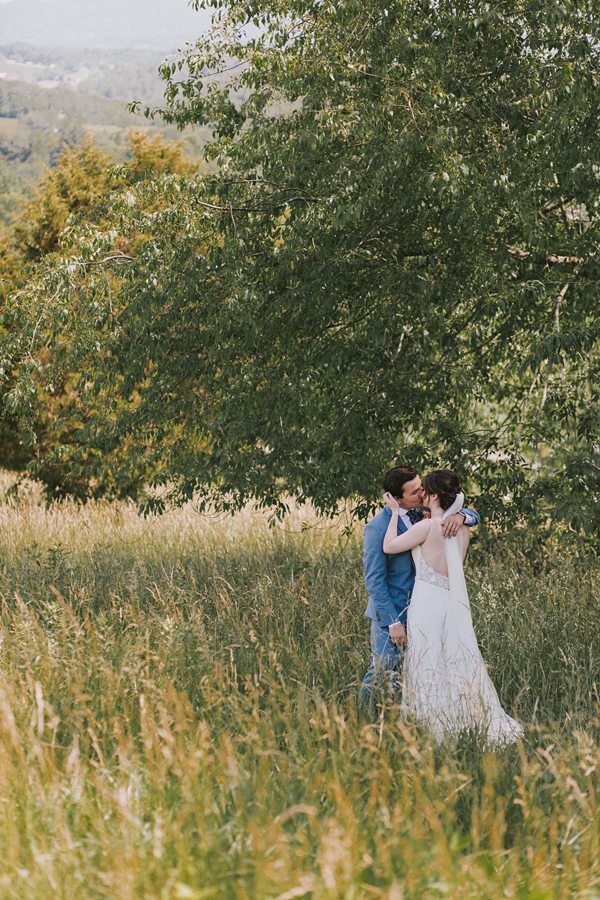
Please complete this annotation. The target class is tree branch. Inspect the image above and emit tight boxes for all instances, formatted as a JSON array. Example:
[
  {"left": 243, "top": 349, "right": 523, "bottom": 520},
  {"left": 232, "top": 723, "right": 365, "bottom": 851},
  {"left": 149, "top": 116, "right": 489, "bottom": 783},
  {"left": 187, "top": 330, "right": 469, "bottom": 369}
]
[
  {"left": 507, "top": 246, "right": 589, "bottom": 265},
  {"left": 534, "top": 277, "right": 574, "bottom": 472},
  {"left": 79, "top": 253, "right": 135, "bottom": 266}
]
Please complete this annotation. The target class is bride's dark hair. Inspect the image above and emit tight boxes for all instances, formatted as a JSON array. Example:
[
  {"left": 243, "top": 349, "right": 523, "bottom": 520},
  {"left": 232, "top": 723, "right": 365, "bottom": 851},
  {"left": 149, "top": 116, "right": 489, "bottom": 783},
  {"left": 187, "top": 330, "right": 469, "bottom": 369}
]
[{"left": 422, "top": 469, "right": 462, "bottom": 510}]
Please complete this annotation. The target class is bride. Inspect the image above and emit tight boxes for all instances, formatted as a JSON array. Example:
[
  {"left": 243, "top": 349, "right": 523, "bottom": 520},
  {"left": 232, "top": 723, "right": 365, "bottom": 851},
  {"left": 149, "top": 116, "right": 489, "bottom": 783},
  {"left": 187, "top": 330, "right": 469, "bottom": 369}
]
[{"left": 383, "top": 469, "right": 523, "bottom": 745}]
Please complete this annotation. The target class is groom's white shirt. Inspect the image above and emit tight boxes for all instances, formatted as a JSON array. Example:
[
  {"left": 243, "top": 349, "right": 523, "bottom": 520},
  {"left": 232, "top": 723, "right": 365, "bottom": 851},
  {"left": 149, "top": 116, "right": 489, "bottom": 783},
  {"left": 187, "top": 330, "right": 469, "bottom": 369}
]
[{"left": 398, "top": 509, "right": 413, "bottom": 530}]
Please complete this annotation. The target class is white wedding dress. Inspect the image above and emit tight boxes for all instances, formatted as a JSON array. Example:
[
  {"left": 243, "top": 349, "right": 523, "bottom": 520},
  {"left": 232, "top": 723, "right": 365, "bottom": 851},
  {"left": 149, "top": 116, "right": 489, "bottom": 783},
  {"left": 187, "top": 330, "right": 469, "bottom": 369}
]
[{"left": 402, "top": 494, "right": 523, "bottom": 746}]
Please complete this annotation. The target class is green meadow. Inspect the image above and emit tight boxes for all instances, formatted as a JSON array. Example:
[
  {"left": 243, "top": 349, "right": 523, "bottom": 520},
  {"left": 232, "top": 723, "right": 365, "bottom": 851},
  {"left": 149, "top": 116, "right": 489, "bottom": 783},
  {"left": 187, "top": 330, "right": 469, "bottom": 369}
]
[{"left": 0, "top": 472, "right": 598, "bottom": 899}]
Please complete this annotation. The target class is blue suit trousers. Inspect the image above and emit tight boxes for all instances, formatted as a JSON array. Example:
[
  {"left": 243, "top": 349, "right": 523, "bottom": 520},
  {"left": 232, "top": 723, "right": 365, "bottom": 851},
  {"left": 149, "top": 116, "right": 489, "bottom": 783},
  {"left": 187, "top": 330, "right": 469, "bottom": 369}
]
[{"left": 359, "top": 618, "right": 403, "bottom": 711}]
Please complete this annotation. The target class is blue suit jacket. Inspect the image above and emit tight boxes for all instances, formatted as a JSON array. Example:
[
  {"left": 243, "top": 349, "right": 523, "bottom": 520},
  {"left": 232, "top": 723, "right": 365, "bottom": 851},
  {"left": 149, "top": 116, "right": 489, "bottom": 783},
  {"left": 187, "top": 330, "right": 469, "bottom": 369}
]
[{"left": 363, "top": 506, "right": 480, "bottom": 629}]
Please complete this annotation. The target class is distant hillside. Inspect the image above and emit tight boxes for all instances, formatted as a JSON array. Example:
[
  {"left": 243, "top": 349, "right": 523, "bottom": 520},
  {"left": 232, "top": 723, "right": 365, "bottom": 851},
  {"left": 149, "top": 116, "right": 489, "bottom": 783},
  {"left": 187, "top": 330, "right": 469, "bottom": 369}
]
[
  {"left": 0, "top": 61, "right": 212, "bottom": 227},
  {"left": 0, "top": 0, "right": 211, "bottom": 51},
  {"left": 0, "top": 44, "right": 176, "bottom": 106},
  {"left": 0, "top": 33, "right": 247, "bottom": 228}
]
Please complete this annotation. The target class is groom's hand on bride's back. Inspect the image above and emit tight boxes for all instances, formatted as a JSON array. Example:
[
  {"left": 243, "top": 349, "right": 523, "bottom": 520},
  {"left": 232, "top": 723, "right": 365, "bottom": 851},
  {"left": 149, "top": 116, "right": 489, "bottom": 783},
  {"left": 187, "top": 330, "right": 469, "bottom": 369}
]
[{"left": 441, "top": 513, "right": 466, "bottom": 538}]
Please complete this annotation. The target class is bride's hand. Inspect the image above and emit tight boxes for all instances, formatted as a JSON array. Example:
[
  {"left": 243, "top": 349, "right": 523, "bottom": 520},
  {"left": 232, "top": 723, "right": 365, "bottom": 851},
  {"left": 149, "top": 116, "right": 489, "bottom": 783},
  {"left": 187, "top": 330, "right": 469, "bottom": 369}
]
[{"left": 383, "top": 492, "right": 400, "bottom": 512}]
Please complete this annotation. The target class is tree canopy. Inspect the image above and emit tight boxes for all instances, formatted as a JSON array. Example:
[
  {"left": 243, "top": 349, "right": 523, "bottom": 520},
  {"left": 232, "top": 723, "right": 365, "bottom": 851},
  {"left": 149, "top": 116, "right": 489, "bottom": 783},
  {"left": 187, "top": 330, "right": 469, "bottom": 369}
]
[
  {"left": 0, "top": 132, "right": 199, "bottom": 495},
  {"left": 2, "top": 0, "right": 599, "bottom": 529}
]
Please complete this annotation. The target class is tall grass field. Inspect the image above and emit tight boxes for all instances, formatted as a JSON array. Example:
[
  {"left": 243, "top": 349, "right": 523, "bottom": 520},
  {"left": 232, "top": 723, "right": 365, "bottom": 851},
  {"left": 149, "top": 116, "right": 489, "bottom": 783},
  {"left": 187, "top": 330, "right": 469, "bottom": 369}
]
[{"left": 0, "top": 471, "right": 598, "bottom": 898}]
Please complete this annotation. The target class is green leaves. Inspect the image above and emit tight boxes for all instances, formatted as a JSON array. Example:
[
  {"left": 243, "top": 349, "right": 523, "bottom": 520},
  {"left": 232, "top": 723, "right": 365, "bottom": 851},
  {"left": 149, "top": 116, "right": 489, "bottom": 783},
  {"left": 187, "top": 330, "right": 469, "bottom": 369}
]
[{"left": 1, "top": 0, "right": 599, "bottom": 531}]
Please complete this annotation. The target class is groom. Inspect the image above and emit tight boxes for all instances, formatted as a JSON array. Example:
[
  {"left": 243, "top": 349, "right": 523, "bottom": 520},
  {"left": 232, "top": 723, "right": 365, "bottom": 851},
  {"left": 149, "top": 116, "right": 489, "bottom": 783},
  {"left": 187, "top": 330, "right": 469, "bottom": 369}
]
[{"left": 359, "top": 465, "right": 480, "bottom": 711}]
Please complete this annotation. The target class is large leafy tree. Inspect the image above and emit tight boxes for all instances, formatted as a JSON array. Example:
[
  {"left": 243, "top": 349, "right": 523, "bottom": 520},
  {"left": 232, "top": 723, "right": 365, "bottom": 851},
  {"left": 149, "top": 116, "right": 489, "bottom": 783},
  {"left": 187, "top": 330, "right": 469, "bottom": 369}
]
[
  {"left": 0, "top": 133, "right": 199, "bottom": 495},
  {"left": 3, "top": 0, "right": 599, "bottom": 527}
]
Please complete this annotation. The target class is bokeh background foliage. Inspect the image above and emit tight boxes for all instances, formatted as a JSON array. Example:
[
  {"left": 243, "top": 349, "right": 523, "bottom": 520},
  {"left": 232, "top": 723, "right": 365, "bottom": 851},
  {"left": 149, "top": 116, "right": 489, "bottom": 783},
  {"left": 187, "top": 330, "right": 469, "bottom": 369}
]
[{"left": 0, "top": 0, "right": 598, "bottom": 529}]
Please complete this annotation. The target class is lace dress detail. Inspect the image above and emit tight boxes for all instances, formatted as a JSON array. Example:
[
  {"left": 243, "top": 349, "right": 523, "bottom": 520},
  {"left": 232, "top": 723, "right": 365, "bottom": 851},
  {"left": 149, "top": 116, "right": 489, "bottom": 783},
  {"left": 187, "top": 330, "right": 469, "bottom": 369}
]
[{"left": 418, "top": 558, "right": 450, "bottom": 591}]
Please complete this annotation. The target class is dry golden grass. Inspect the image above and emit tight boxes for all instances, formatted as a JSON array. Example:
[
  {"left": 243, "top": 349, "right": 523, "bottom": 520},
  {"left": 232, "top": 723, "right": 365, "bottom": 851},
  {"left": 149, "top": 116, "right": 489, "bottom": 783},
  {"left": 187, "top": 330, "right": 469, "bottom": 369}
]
[{"left": 0, "top": 470, "right": 598, "bottom": 898}]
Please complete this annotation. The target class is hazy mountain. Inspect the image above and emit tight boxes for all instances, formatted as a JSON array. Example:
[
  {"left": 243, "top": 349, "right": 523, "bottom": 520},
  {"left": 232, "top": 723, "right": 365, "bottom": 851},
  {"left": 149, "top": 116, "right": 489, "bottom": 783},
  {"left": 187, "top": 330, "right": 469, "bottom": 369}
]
[{"left": 0, "top": 0, "right": 213, "bottom": 51}]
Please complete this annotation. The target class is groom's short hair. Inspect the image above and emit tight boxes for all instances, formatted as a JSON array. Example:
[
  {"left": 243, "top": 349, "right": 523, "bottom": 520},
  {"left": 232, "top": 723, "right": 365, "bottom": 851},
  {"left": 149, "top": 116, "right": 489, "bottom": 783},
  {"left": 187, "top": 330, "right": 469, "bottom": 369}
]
[{"left": 383, "top": 466, "right": 418, "bottom": 498}]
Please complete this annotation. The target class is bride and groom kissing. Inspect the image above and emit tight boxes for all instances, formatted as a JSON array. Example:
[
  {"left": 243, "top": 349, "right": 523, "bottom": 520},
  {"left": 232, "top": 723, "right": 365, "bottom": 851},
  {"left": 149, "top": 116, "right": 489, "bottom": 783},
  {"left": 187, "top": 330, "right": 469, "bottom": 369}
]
[{"left": 360, "top": 465, "right": 523, "bottom": 745}]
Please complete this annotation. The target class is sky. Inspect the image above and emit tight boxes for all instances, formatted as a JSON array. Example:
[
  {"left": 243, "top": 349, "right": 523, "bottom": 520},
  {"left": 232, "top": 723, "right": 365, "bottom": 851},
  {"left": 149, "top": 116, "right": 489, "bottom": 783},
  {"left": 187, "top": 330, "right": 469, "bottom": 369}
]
[{"left": 0, "top": 0, "right": 214, "bottom": 51}]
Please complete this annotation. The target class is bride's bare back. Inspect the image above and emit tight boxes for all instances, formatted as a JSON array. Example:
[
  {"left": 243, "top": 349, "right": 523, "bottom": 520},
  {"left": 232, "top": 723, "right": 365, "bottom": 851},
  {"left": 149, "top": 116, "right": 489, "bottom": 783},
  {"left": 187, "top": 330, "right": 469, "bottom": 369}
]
[{"left": 421, "top": 518, "right": 470, "bottom": 575}]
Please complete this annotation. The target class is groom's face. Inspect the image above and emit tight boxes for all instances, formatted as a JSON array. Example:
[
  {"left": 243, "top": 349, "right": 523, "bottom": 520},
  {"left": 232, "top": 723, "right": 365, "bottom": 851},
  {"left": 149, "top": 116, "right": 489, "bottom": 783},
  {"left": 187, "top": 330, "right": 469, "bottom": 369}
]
[{"left": 398, "top": 475, "right": 424, "bottom": 509}]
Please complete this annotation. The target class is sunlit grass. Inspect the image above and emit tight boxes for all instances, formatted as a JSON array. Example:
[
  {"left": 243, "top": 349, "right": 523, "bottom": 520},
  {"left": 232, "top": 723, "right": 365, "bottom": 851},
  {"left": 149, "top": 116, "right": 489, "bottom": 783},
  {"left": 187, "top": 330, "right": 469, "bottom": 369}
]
[{"left": 0, "top": 471, "right": 598, "bottom": 898}]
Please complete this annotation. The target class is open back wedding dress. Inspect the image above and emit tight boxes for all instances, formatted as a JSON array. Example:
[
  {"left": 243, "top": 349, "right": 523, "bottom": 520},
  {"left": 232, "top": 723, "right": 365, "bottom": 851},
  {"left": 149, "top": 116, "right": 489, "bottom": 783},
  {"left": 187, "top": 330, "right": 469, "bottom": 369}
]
[{"left": 402, "top": 493, "right": 523, "bottom": 745}]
